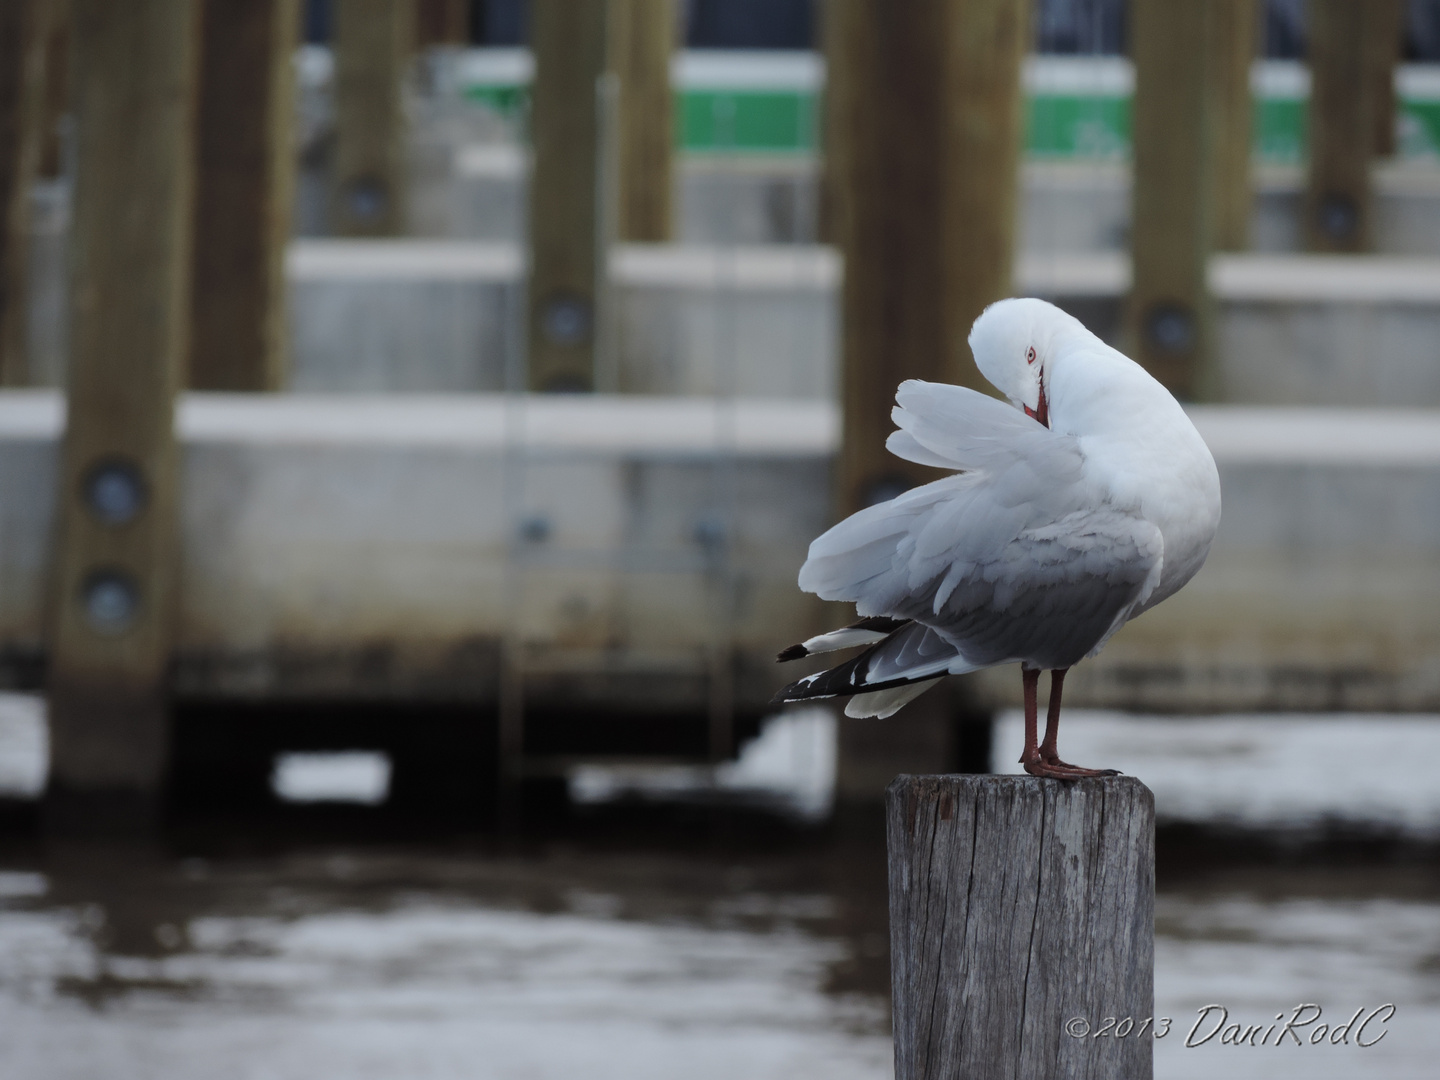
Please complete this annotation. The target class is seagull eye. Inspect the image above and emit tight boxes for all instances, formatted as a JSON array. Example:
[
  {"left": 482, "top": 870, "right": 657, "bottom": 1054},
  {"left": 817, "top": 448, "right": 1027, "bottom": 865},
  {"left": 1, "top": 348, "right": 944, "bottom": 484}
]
[{"left": 1025, "top": 347, "right": 1037, "bottom": 365}]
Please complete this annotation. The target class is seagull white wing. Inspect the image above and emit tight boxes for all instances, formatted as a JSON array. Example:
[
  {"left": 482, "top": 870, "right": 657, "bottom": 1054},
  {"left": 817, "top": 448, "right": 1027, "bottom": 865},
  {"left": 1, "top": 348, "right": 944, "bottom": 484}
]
[{"left": 797, "top": 379, "right": 1164, "bottom": 673}]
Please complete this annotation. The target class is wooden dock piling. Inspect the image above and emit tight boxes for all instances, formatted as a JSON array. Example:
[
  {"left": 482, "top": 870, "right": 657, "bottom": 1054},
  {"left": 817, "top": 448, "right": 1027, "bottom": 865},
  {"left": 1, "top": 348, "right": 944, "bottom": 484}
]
[
  {"left": 1209, "top": 0, "right": 1257, "bottom": 253},
  {"left": 0, "top": 0, "right": 50, "bottom": 386},
  {"left": 611, "top": 0, "right": 675, "bottom": 243},
  {"left": 825, "top": 0, "right": 1026, "bottom": 795},
  {"left": 527, "top": 0, "right": 609, "bottom": 392},
  {"left": 1366, "top": 0, "right": 1404, "bottom": 158},
  {"left": 888, "top": 775, "right": 1154, "bottom": 1080},
  {"left": 826, "top": 0, "right": 1028, "bottom": 514},
  {"left": 1128, "top": 0, "right": 1216, "bottom": 400},
  {"left": 415, "top": 0, "right": 469, "bottom": 47},
  {"left": 331, "top": 0, "right": 412, "bottom": 237},
  {"left": 1303, "top": 0, "right": 1401, "bottom": 253},
  {"left": 190, "top": 0, "right": 298, "bottom": 390},
  {"left": 45, "top": 0, "right": 200, "bottom": 829},
  {"left": 34, "top": 0, "right": 67, "bottom": 183}
]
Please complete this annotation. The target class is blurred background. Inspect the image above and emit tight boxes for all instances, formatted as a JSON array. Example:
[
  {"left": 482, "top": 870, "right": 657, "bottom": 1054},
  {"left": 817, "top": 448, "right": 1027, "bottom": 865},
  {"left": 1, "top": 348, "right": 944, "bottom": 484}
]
[{"left": 1, "top": 0, "right": 1439, "bottom": 1076}]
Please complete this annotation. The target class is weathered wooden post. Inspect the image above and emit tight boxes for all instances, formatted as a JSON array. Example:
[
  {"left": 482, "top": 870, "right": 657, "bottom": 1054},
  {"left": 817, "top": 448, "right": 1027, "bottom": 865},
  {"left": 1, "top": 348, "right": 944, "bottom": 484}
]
[
  {"left": 1128, "top": 0, "right": 1216, "bottom": 400},
  {"left": 610, "top": 0, "right": 675, "bottom": 242},
  {"left": 888, "top": 775, "right": 1155, "bottom": 1080},
  {"left": 331, "top": 0, "right": 413, "bottom": 237},
  {"left": 1303, "top": 0, "right": 1396, "bottom": 253},
  {"left": 189, "top": 0, "right": 298, "bottom": 390},
  {"left": 0, "top": 0, "right": 50, "bottom": 386},
  {"left": 526, "top": 0, "right": 609, "bottom": 392},
  {"left": 45, "top": 0, "right": 199, "bottom": 829},
  {"left": 1209, "top": 0, "right": 1257, "bottom": 252}
]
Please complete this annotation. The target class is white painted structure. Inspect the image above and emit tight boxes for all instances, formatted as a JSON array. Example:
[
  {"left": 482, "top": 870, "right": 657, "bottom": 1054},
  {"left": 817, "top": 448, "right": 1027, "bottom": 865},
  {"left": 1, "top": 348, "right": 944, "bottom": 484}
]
[
  {"left": 282, "top": 241, "right": 1440, "bottom": 408},
  {"left": 2, "top": 392, "right": 1438, "bottom": 713},
  {"left": 0, "top": 392, "right": 832, "bottom": 713}
]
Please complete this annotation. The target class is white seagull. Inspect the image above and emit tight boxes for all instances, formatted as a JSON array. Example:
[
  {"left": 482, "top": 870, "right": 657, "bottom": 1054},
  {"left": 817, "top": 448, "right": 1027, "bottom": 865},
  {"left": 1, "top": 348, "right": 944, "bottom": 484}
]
[{"left": 774, "top": 298, "right": 1221, "bottom": 779}]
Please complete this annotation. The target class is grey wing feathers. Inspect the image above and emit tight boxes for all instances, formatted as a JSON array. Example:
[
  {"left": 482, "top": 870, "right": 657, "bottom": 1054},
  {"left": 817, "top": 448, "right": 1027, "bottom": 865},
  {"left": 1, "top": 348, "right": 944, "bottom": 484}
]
[
  {"left": 912, "top": 510, "right": 1164, "bottom": 669},
  {"left": 795, "top": 379, "right": 1164, "bottom": 673}
]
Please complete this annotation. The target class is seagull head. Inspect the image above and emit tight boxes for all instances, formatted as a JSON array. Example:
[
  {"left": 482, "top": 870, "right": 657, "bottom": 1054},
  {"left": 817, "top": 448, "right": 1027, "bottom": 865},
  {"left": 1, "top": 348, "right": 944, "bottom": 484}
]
[{"left": 968, "top": 298, "right": 1087, "bottom": 429}]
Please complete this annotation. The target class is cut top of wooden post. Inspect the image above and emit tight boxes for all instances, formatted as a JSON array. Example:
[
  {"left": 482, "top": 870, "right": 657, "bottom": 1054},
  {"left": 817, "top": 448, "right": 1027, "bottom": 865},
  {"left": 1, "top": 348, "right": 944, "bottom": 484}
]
[{"left": 887, "top": 774, "right": 1154, "bottom": 1080}]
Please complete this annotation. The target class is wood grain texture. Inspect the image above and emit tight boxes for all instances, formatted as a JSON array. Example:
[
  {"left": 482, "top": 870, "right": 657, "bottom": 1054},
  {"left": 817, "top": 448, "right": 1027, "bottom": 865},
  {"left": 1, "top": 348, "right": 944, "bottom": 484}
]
[
  {"left": 1127, "top": 0, "right": 1216, "bottom": 400},
  {"left": 1209, "top": 0, "right": 1256, "bottom": 252},
  {"left": 189, "top": 0, "right": 298, "bottom": 390},
  {"left": 331, "top": 0, "right": 412, "bottom": 236},
  {"left": 826, "top": 0, "right": 1028, "bottom": 514},
  {"left": 46, "top": 0, "right": 200, "bottom": 801},
  {"left": 611, "top": 0, "right": 674, "bottom": 242},
  {"left": 526, "top": 0, "right": 608, "bottom": 392},
  {"left": 888, "top": 775, "right": 1154, "bottom": 1080}
]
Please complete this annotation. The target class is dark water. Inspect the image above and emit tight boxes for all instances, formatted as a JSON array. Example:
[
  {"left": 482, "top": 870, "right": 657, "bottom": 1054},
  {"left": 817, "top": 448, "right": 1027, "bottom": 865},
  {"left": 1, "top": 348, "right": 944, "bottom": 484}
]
[
  {"left": 0, "top": 806, "right": 894, "bottom": 1080},
  {"left": 0, "top": 801, "right": 1438, "bottom": 1080}
]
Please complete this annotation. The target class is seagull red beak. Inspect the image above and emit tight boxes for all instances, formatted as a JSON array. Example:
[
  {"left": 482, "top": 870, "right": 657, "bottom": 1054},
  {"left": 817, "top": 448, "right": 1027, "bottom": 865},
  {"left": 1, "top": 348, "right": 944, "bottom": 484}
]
[{"left": 1024, "top": 381, "right": 1049, "bottom": 428}]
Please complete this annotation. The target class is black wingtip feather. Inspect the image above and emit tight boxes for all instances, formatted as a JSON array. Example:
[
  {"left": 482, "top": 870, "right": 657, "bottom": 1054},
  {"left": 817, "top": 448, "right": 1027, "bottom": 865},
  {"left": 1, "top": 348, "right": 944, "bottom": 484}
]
[
  {"left": 770, "top": 679, "right": 831, "bottom": 705},
  {"left": 775, "top": 643, "right": 809, "bottom": 662},
  {"left": 773, "top": 626, "right": 950, "bottom": 706},
  {"left": 850, "top": 615, "right": 909, "bottom": 633}
]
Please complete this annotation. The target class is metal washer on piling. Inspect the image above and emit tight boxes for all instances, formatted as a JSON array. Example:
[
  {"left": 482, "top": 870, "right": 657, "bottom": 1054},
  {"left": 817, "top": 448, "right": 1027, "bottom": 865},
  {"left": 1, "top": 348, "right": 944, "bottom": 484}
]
[
  {"left": 1143, "top": 303, "right": 1197, "bottom": 354},
  {"left": 78, "top": 567, "right": 142, "bottom": 635},
  {"left": 81, "top": 457, "right": 147, "bottom": 526}
]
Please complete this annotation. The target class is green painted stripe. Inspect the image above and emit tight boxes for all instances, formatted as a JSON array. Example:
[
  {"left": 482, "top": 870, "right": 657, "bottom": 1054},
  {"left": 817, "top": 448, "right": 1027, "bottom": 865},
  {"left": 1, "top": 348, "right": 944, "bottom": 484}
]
[
  {"left": 1254, "top": 98, "right": 1306, "bottom": 165},
  {"left": 1025, "top": 96, "right": 1131, "bottom": 158},
  {"left": 678, "top": 90, "right": 818, "bottom": 154},
  {"left": 460, "top": 83, "right": 1440, "bottom": 160},
  {"left": 1402, "top": 100, "right": 1440, "bottom": 156},
  {"left": 463, "top": 85, "right": 528, "bottom": 116}
]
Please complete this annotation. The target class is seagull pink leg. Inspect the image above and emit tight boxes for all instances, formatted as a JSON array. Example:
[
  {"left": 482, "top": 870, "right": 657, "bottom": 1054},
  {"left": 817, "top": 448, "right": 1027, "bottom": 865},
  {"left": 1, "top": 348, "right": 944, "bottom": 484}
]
[
  {"left": 1018, "top": 668, "right": 1041, "bottom": 768},
  {"left": 1020, "top": 668, "right": 1084, "bottom": 778},
  {"left": 1038, "top": 668, "right": 1119, "bottom": 778}
]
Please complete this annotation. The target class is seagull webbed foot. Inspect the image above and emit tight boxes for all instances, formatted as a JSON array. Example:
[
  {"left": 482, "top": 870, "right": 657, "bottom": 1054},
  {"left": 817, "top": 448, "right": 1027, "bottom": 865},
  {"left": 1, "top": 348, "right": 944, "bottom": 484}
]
[{"left": 1020, "top": 750, "right": 1121, "bottom": 780}]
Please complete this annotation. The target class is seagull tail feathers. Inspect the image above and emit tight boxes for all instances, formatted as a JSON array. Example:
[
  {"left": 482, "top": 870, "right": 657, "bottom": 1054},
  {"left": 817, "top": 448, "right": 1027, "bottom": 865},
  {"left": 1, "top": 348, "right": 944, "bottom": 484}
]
[
  {"left": 775, "top": 616, "right": 911, "bottom": 662},
  {"left": 843, "top": 680, "right": 944, "bottom": 719},
  {"left": 771, "top": 621, "right": 975, "bottom": 717}
]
